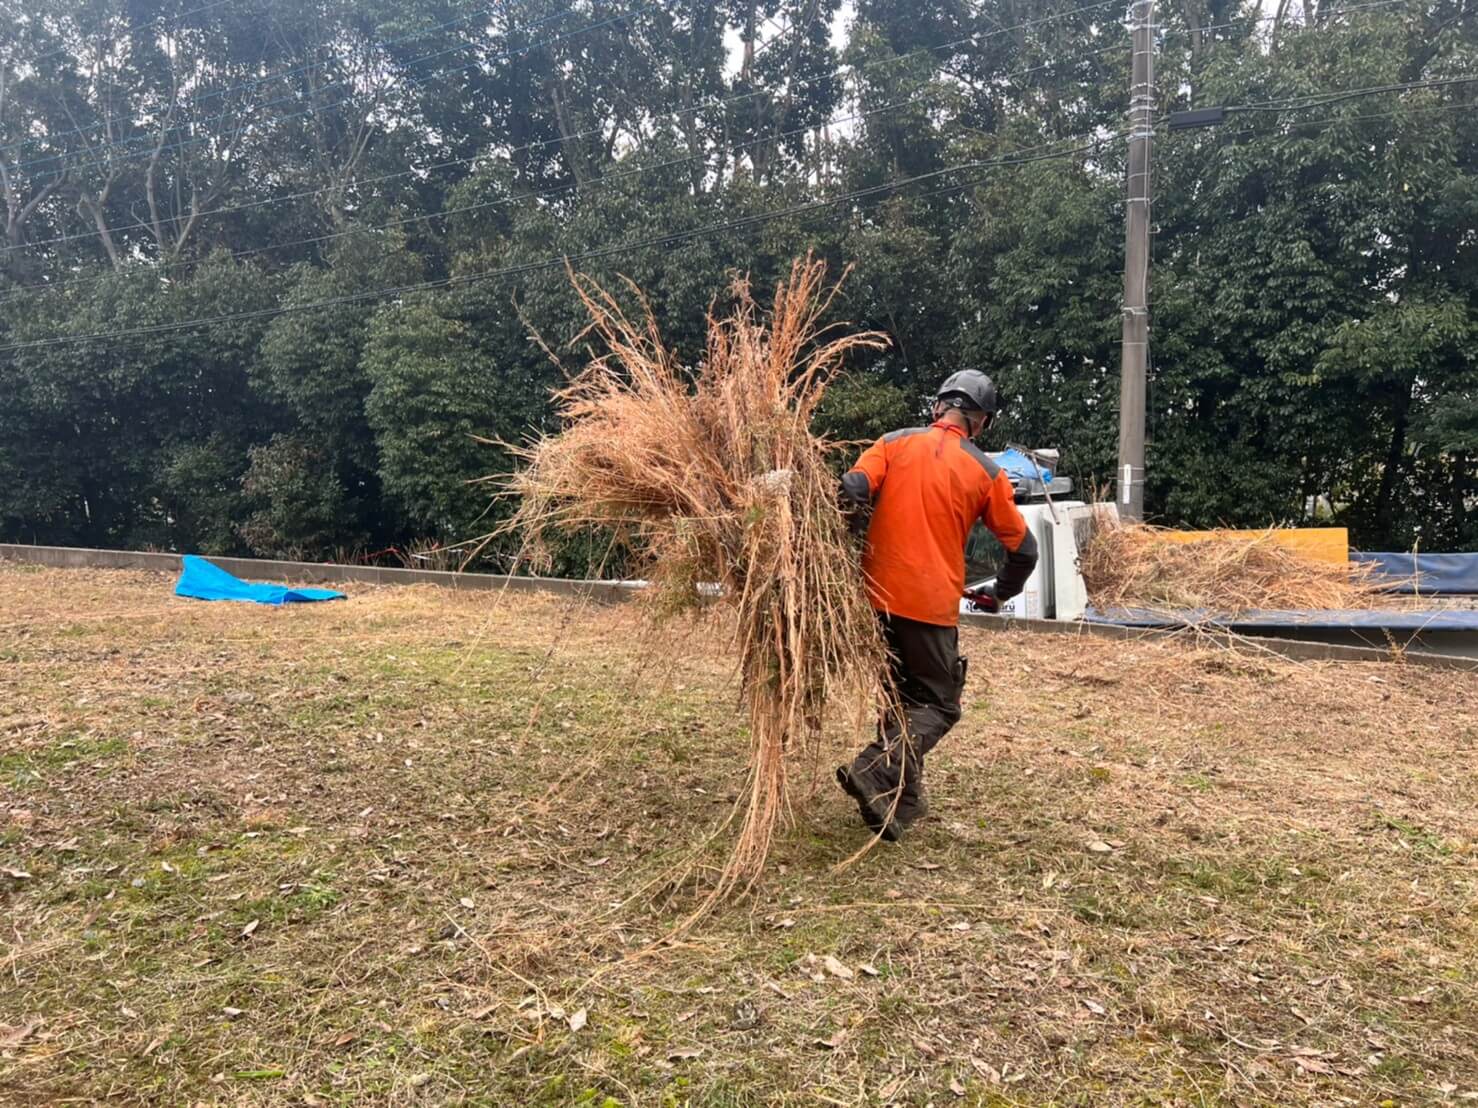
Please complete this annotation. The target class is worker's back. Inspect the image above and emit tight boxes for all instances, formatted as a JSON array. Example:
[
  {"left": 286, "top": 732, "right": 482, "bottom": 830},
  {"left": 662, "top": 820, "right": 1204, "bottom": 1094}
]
[{"left": 846, "top": 420, "right": 1029, "bottom": 626}]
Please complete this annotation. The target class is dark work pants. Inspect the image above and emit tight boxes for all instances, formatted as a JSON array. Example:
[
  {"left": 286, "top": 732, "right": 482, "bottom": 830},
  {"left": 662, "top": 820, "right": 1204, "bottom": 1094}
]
[{"left": 849, "top": 612, "right": 965, "bottom": 819}]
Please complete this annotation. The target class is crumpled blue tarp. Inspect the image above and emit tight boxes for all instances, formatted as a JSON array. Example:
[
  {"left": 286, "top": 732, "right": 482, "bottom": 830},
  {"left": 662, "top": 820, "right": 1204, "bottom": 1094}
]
[
  {"left": 989, "top": 447, "right": 1054, "bottom": 484},
  {"left": 1085, "top": 606, "right": 1478, "bottom": 631},
  {"left": 174, "top": 555, "right": 345, "bottom": 605},
  {"left": 1351, "top": 551, "right": 1478, "bottom": 595}
]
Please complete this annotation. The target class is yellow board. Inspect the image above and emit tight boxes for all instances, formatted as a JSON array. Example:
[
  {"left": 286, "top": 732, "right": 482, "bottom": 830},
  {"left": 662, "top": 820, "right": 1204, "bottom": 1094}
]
[{"left": 1159, "top": 528, "right": 1349, "bottom": 565}]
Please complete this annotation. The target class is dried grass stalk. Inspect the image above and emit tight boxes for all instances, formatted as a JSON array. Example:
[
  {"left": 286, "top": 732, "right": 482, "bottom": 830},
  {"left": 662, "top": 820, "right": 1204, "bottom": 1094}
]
[
  {"left": 1080, "top": 520, "right": 1383, "bottom": 614},
  {"left": 502, "top": 256, "right": 890, "bottom": 903}
]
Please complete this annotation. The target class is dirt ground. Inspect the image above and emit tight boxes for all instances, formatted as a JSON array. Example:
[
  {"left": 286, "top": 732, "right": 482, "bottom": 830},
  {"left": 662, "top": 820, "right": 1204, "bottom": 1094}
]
[{"left": 2, "top": 561, "right": 1476, "bottom": 1106}]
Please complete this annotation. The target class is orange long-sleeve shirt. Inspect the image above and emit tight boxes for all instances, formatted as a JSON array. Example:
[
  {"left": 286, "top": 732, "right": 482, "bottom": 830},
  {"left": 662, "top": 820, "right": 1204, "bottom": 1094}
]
[{"left": 845, "top": 421, "right": 1032, "bottom": 626}]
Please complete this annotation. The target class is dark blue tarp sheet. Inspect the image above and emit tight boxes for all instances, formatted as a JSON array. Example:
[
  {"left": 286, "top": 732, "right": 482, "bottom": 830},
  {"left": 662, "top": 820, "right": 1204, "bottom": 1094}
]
[
  {"left": 175, "top": 555, "right": 345, "bottom": 605},
  {"left": 1351, "top": 551, "right": 1478, "bottom": 595},
  {"left": 1085, "top": 606, "right": 1478, "bottom": 631}
]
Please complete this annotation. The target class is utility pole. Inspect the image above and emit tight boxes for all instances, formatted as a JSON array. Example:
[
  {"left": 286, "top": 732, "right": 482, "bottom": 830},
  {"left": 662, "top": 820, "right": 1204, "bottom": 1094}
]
[{"left": 1117, "top": 0, "right": 1154, "bottom": 520}]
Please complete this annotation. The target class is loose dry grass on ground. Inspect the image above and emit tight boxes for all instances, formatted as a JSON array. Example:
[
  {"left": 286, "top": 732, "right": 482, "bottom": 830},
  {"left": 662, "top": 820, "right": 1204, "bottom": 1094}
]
[
  {"left": 2, "top": 562, "right": 1476, "bottom": 1107},
  {"left": 1078, "top": 523, "right": 1383, "bottom": 615}
]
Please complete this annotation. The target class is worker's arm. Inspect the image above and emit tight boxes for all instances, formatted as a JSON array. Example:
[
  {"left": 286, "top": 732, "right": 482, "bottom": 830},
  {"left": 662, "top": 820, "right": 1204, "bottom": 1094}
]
[
  {"left": 981, "top": 472, "right": 1038, "bottom": 602},
  {"left": 839, "top": 436, "right": 888, "bottom": 533}
]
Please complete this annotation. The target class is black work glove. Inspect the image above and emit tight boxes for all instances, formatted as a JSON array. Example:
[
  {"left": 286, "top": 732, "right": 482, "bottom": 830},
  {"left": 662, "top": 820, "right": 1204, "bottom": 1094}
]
[{"left": 963, "top": 585, "right": 999, "bottom": 614}]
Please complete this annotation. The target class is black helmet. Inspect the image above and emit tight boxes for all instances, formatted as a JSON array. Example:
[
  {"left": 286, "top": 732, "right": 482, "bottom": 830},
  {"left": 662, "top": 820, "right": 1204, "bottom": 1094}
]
[{"left": 935, "top": 369, "right": 998, "bottom": 416}]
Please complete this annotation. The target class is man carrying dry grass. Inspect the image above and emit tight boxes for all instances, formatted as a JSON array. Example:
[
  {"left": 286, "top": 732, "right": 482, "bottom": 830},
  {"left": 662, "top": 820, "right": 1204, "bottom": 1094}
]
[{"left": 835, "top": 371, "right": 1038, "bottom": 841}]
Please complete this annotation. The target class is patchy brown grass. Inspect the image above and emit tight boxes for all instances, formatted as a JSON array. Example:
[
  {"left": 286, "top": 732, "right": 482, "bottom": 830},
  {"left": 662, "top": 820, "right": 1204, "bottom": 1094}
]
[{"left": 1, "top": 561, "right": 1476, "bottom": 1107}]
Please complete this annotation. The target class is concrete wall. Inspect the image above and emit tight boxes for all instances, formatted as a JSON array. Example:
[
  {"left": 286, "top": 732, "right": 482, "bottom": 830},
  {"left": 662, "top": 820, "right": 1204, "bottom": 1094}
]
[
  {"left": 0, "top": 543, "right": 641, "bottom": 603},
  {"left": 3, "top": 542, "right": 1473, "bottom": 671}
]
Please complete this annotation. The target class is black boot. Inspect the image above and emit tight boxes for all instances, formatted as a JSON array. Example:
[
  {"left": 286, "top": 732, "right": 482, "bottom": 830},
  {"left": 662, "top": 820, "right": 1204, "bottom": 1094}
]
[
  {"left": 895, "top": 776, "right": 928, "bottom": 830},
  {"left": 835, "top": 761, "right": 904, "bottom": 842}
]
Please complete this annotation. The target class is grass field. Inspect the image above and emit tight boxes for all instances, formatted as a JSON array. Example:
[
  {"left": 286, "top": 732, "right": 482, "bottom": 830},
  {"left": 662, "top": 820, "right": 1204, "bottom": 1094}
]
[{"left": 2, "top": 562, "right": 1476, "bottom": 1106}]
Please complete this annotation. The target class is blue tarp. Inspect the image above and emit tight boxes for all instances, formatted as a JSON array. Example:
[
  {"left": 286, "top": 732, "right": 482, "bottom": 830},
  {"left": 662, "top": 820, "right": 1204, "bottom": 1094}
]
[
  {"left": 175, "top": 555, "right": 345, "bottom": 605},
  {"left": 1086, "top": 606, "right": 1478, "bottom": 632},
  {"left": 1351, "top": 551, "right": 1478, "bottom": 595},
  {"left": 990, "top": 448, "right": 1054, "bottom": 484}
]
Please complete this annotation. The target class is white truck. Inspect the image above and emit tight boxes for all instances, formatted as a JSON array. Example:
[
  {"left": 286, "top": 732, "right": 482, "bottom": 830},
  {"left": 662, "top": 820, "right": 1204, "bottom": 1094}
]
[{"left": 961, "top": 450, "right": 1108, "bottom": 622}]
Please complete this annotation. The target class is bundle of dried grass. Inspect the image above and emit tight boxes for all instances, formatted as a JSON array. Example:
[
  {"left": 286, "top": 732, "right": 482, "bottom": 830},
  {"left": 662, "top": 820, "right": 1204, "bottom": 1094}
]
[
  {"left": 503, "top": 257, "right": 890, "bottom": 902},
  {"left": 1080, "top": 520, "right": 1382, "bottom": 614}
]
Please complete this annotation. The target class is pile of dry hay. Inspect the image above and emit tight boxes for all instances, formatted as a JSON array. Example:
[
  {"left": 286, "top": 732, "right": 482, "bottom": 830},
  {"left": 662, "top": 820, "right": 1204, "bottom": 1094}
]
[
  {"left": 503, "top": 257, "right": 890, "bottom": 902},
  {"left": 1079, "top": 519, "right": 1383, "bottom": 614}
]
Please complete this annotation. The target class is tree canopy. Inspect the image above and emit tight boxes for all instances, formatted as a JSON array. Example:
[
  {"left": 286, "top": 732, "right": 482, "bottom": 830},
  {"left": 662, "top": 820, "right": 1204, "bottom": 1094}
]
[{"left": 1, "top": 0, "right": 1473, "bottom": 560}]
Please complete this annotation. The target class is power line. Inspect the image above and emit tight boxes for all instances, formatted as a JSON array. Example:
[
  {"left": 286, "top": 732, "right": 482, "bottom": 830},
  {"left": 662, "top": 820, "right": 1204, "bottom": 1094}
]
[
  {"left": 9, "top": 3, "right": 630, "bottom": 177},
  {"left": 2, "top": 11, "right": 1129, "bottom": 261},
  {"left": 7, "top": 0, "right": 1125, "bottom": 177},
  {"left": 11, "top": 0, "right": 1117, "bottom": 175},
  {"left": 0, "top": 132, "right": 1120, "bottom": 354},
  {"left": 1163, "top": 74, "right": 1476, "bottom": 129},
  {"left": 13, "top": 0, "right": 245, "bottom": 79},
  {"left": 1194, "top": 98, "right": 1478, "bottom": 143},
  {"left": 1178, "top": 0, "right": 1429, "bottom": 37},
  {"left": 0, "top": 0, "right": 542, "bottom": 158},
  {"left": 1230, "top": 74, "right": 1478, "bottom": 111},
  {"left": 0, "top": 43, "right": 1125, "bottom": 304}
]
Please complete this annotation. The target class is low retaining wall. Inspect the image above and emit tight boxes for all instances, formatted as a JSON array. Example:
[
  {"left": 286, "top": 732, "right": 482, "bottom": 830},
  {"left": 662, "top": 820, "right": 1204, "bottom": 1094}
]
[
  {"left": 2, "top": 542, "right": 1473, "bottom": 671},
  {"left": 0, "top": 543, "right": 640, "bottom": 603}
]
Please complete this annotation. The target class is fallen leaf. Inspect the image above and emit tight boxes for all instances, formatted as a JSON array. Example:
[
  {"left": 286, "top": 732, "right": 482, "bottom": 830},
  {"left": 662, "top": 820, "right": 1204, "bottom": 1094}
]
[
  {"left": 408, "top": 1073, "right": 431, "bottom": 1087},
  {"left": 948, "top": 921, "right": 971, "bottom": 932},
  {"left": 1085, "top": 840, "right": 1114, "bottom": 854},
  {"left": 859, "top": 963, "right": 880, "bottom": 977},
  {"left": 1293, "top": 1056, "right": 1334, "bottom": 1075},
  {"left": 813, "top": 1030, "right": 847, "bottom": 1050},
  {"left": 223, "top": 1007, "right": 245, "bottom": 1019},
  {"left": 142, "top": 1029, "right": 172, "bottom": 1057},
  {"left": 1082, "top": 998, "right": 1106, "bottom": 1015},
  {"left": 458, "top": 897, "right": 474, "bottom": 910},
  {"left": 878, "top": 1075, "right": 906, "bottom": 1100},
  {"left": 568, "top": 1007, "right": 587, "bottom": 1033},
  {"left": 950, "top": 1077, "right": 967, "bottom": 1097},
  {"left": 971, "top": 1057, "right": 1002, "bottom": 1084},
  {"left": 912, "top": 861, "right": 942, "bottom": 871},
  {"left": 239, "top": 919, "right": 259, "bottom": 940},
  {"left": 0, "top": 1020, "right": 42, "bottom": 1050},
  {"left": 913, "top": 1036, "right": 938, "bottom": 1057},
  {"left": 1, "top": 867, "right": 31, "bottom": 880},
  {"left": 822, "top": 955, "right": 854, "bottom": 980},
  {"left": 667, "top": 1046, "right": 703, "bottom": 1061}
]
